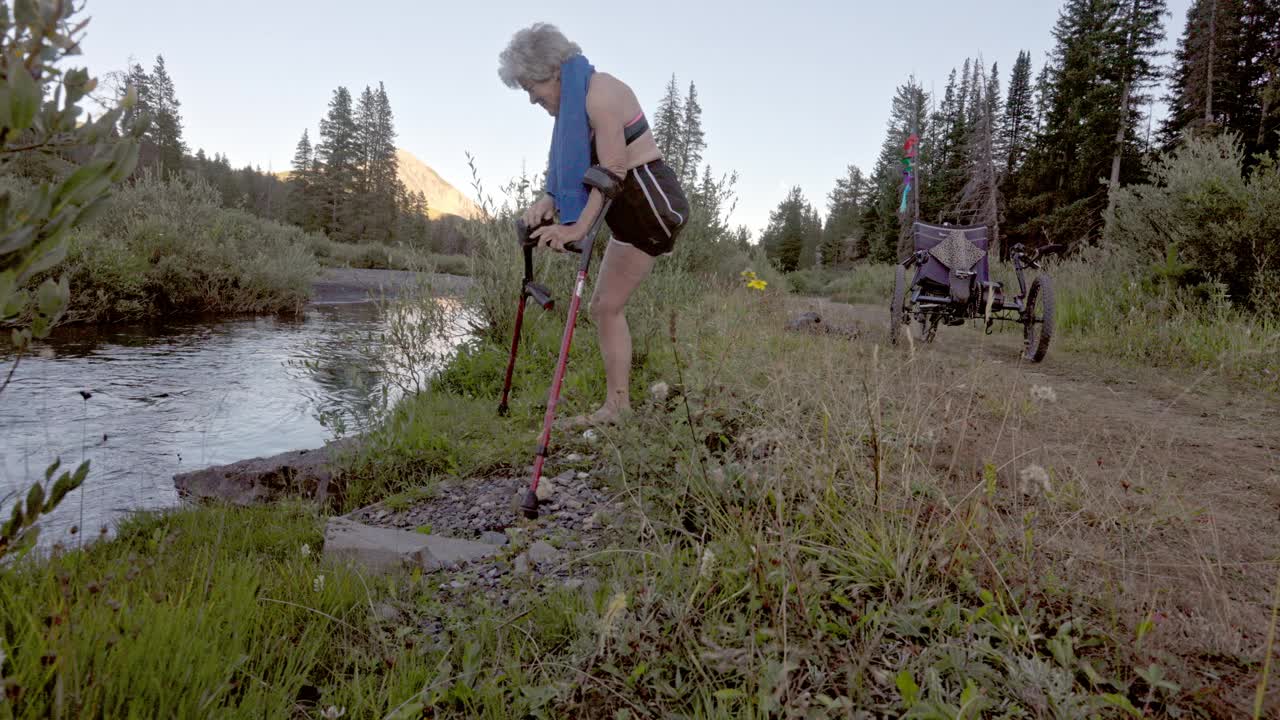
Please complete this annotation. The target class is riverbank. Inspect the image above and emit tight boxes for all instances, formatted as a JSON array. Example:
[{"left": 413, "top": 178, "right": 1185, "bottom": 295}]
[
  {"left": 3, "top": 278, "right": 1276, "bottom": 717},
  {"left": 310, "top": 267, "right": 471, "bottom": 306}
]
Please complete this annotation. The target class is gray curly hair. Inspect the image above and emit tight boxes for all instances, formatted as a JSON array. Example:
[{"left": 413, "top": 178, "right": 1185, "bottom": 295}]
[{"left": 497, "top": 23, "right": 582, "bottom": 89}]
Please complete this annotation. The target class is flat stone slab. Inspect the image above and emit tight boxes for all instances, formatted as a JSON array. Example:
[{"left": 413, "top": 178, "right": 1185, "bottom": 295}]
[
  {"left": 174, "top": 437, "right": 358, "bottom": 507},
  {"left": 323, "top": 516, "right": 497, "bottom": 574}
]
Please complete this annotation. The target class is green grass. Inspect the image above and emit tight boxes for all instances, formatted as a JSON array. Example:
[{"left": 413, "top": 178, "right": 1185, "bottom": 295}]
[
  {"left": 5, "top": 211, "right": 1277, "bottom": 716},
  {"left": 310, "top": 235, "right": 471, "bottom": 277},
  {"left": 16, "top": 174, "right": 321, "bottom": 323},
  {"left": 0, "top": 503, "right": 445, "bottom": 718},
  {"left": 796, "top": 255, "right": 1278, "bottom": 388}
]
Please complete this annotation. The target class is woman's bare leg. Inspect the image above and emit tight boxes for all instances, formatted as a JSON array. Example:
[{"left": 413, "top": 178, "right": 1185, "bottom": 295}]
[{"left": 581, "top": 239, "right": 655, "bottom": 423}]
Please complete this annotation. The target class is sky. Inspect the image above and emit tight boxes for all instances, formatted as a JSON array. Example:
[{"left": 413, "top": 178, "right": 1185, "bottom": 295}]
[{"left": 78, "top": 0, "right": 1192, "bottom": 236}]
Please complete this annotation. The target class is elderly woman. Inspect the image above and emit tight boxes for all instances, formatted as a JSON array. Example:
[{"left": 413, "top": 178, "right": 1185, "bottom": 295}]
[{"left": 498, "top": 23, "right": 689, "bottom": 427}]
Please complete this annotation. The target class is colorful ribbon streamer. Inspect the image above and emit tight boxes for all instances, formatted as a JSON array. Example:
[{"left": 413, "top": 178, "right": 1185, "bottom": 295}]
[{"left": 899, "top": 133, "right": 919, "bottom": 213}]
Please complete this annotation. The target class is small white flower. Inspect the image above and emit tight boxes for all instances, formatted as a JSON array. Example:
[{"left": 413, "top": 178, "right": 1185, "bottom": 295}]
[
  {"left": 583, "top": 428, "right": 599, "bottom": 443},
  {"left": 1018, "top": 465, "right": 1052, "bottom": 495},
  {"left": 699, "top": 547, "right": 717, "bottom": 579},
  {"left": 321, "top": 706, "right": 346, "bottom": 719},
  {"left": 1030, "top": 385, "right": 1058, "bottom": 403},
  {"left": 313, "top": 574, "right": 325, "bottom": 593},
  {"left": 300, "top": 543, "right": 312, "bottom": 557}
]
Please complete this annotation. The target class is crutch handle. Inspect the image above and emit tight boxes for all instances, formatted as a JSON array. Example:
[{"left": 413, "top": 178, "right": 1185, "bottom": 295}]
[
  {"left": 525, "top": 281, "right": 553, "bottom": 310},
  {"left": 516, "top": 217, "right": 552, "bottom": 248}
]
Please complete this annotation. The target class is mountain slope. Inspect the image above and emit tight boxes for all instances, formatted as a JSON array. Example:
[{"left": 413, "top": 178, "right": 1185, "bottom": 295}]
[
  {"left": 395, "top": 148, "right": 480, "bottom": 220},
  {"left": 275, "top": 148, "right": 481, "bottom": 220}
]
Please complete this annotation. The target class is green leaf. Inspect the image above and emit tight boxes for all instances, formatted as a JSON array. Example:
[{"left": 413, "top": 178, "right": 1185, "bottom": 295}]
[
  {"left": 63, "top": 68, "right": 90, "bottom": 104},
  {"left": 13, "top": 0, "right": 39, "bottom": 26},
  {"left": 0, "top": 224, "right": 37, "bottom": 255},
  {"left": 1100, "top": 693, "right": 1143, "bottom": 718},
  {"left": 55, "top": 159, "right": 113, "bottom": 209},
  {"left": 47, "top": 461, "right": 88, "bottom": 506},
  {"left": 3, "top": 501, "right": 25, "bottom": 539},
  {"left": 24, "top": 482, "right": 45, "bottom": 515},
  {"left": 7, "top": 62, "right": 40, "bottom": 133},
  {"left": 896, "top": 669, "right": 920, "bottom": 708},
  {"left": 0, "top": 271, "right": 23, "bottom": 319},
  {"left": 44, "top": 458, "right": 62, "bottom": 481},
  {"left": 713, "top": 688, "right": 743, "bottom": 701},
  {"left": 35, "top": 276, "right": 67, "bottom": 317}
]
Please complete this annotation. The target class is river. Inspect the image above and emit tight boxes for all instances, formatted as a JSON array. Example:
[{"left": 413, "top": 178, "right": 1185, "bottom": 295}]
[{"left": 0, "top": 269, "right": 473, "bottom": 550}]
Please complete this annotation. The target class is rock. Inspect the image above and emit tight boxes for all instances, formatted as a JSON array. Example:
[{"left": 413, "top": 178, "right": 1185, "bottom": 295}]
[
  {"left": 650, "top": 381, "right": 670, "bottom": 403},
  {"left": 786, "top": 311, "right": 823, "bottom": 331},
  {"left": 174, "top": 437, "right": 359, "bottom": 507},
  {"left": 566, "top": 453, "right": 585, "bottom": 463},
  {"left": 374, "top": 602, "right": 401, "bottom": 622},
  {"left": 583, "top": 512, "right": 601, "bottom": 531},
  {"left": 536, "top": 476, "right": 559, "bottom": 502},
  {"left": 479, "top": 531, "right": 508, "bottom": 546},
  {"left": 576, "top": 472, "right": 590, "bottom": 481},
  {"left": 323, "top": 517, "right": 497, "bottom": 574},
  {"left": 513, "top": 554, "right": 530, "bottom": 575},
  {"left": 564, "top": 578, "right": 585, "bottom": 591},
  {"left": 784, "top": 311, "right": 860, "bottom": 339},
  {"left": 527, "top": 540, "right": 560, "bottom": 565}
]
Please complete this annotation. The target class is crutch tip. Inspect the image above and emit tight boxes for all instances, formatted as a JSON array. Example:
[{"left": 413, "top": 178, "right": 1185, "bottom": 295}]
[
  {"left": 520, "top": 489, "right": 540, "bottom": 520},
  {"left": 497, "top": 403, "right": 509, "bottom": 417}
]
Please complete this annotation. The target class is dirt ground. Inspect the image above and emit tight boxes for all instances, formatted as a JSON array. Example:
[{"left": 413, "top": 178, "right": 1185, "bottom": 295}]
[{"left": 790, "top": 296, "right": 1280, "bottom": 715}]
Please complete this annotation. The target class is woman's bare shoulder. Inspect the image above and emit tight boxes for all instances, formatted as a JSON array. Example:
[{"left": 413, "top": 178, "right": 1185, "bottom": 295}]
[{"left": 588, "top": 72, "right": 639, "bottom": 106}]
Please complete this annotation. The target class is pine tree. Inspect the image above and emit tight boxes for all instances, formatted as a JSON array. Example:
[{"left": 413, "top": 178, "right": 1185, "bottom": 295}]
[
  {"left": 1002, "top": 51, "right": 1037, "bottom": 175},
  {"left": 315, "top": 86, "right": 359, "bottom": 241},
  {"left": 676, "top": 81, "right": 706, "bottom": 184},
  {"left": 288, "top": 129, "right": 317, "bottom": 229},
  {"left": 820, "top": 165, "right": 869, "bottom": 265},
  {"left": 121, "top": 62, "right": 152, "bottom": 136},
  {"left": 985, "top": 61, "right": 1004, "bottom": 169},
  {"left": 761, "top": 186, "right": 813, "bottom": 272},
  {"left": 953, "top": 63, "right": 1004, "bottom": 257},
  {"left": 148, "top": 55, "right": 186, "bottom": 177},
  {"left": 1162, "top": 0, "right": 1280, "bottom": 160},
  {"left": 371, "top": 83, "right": 402, "bottom": 244},
  {"left": 866, "top": 78, "right": 929, "bottom": 262},
  {"left": 1013, "top": 0, "right": 1165, "bottom": 245},
  {"left": 652, "top": 74, "right": 683, "bottom": 161},
  {"left": 1108, "top": 0, "right": 1168, "bottom": 191}
]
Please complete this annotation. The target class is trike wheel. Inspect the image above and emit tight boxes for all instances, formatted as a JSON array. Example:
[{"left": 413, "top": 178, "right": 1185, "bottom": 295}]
[
  {"left": 889, "top": 264, "right": 907, "bottom": 345},
  {"left": 1022, "top": 274, "right": 1054, "bottom": 362}
]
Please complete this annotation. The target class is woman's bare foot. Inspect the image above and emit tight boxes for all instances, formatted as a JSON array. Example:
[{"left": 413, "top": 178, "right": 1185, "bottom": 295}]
[{"left": 557, "top": 405, "right": 629, "bottom": 430}]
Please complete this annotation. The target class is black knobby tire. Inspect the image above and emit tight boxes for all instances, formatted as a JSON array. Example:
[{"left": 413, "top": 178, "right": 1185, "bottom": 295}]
[
  {"left": 1022, "top": 274, "right": 1055, "bottom": 362},
  {"left": 890, "top": 264, "right": 906, "bottom": 346}
]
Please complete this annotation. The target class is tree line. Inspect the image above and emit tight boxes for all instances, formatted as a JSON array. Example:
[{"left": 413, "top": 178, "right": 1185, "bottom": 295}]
[
  {"left": 117, "top": 57, "right": 439, "bottom": 251},
  {"left": 763, "top": 0, "right": 1280, "bottom": 273}
]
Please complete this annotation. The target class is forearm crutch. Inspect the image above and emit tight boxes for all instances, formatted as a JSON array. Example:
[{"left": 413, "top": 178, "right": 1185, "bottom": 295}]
[{"left": 519, "top": 167, "right": 619, "bottom": 520}]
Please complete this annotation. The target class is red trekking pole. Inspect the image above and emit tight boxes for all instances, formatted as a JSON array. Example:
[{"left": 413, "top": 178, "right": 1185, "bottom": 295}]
[{"left": 516, "top": 167, "right": 619, "bottom": 520}]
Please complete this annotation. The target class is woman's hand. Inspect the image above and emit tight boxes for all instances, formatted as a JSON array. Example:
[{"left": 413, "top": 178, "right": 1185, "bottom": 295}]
[
  {"left": 529, "top": 223, "right": 584, "bottom": 253},
  {"left": 522, "top": 194, "right": 555, "bottom": 228}
]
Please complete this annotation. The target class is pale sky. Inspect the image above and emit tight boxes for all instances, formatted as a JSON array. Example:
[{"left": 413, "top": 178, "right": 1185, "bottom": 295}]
[{"left": 79, "top": 0, "right": 1191, "bottom": 236}]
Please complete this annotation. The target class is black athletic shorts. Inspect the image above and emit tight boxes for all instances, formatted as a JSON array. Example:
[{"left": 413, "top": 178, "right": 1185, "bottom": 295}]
[{"left": 603, "top": 160, "right": 690, "bottom": 257}]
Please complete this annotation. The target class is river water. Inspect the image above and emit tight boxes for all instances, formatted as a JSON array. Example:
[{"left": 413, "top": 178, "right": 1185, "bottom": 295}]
[{"left": 0, "top": 282, "right": 472, "bottom": 549}]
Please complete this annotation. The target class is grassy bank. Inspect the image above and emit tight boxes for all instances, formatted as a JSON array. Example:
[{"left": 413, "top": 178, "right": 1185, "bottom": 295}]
[
  {"left": 3, "top": 173, "right": 472, "bottom": 326},
  {"left": 788, "top": 255, "right": 1279, "bottom": 389},
  {"left": 11, "top": 175, "right": 321, "bottom": 323},
  {"left": 310, "top": 235, "right": 471, "bottom": 277},
  {"left": 4, "top": 234, "right": 1276, "bottom": 716}
]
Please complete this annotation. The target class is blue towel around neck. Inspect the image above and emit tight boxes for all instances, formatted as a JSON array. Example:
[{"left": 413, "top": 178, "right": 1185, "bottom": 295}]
[{"left": 545, "top": 54, "right": 595, "bottom": 224}]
